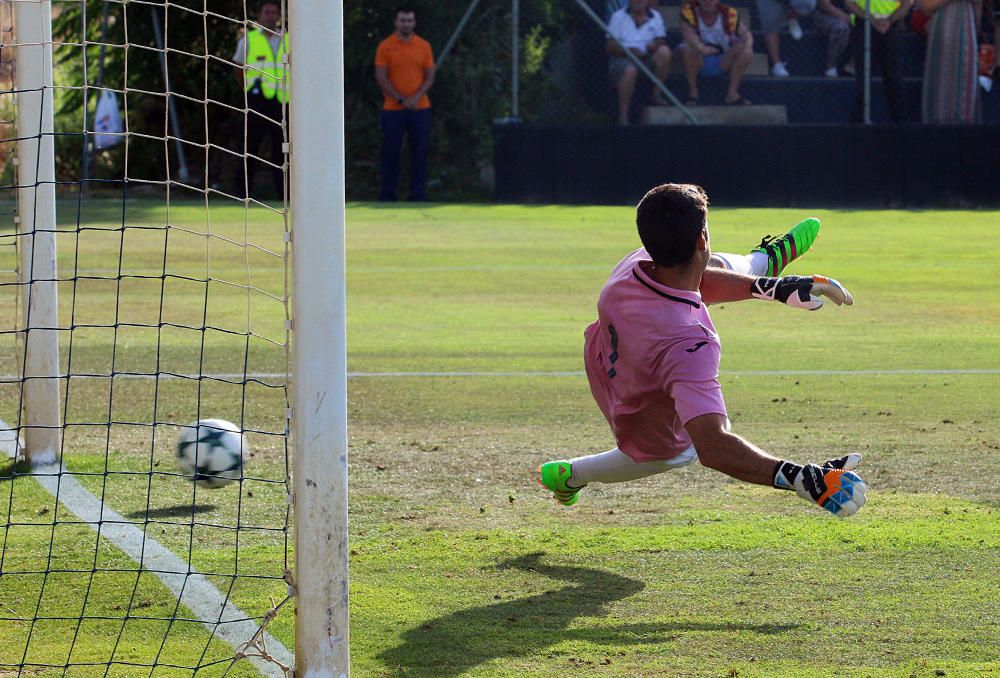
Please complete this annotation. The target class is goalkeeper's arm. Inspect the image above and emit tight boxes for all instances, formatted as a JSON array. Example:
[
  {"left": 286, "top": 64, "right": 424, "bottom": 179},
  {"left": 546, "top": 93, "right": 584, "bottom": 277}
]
[
  {"left": 699, "top": 267, "right": 853, "bottom": 309},
  {"left": 699, "top": 267, "right": 761, "bottom": 304},
  {"left": 685, "top": 413, "right": 868, "bottom": 518}
]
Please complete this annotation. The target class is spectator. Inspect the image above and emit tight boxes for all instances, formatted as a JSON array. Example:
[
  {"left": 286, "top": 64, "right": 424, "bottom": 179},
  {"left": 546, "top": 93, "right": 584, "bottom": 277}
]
[
  {"left": 679, "top": 0, "right": 755, "bottom": 104},
  {"left": 606, "top": 0, "right": 673, "bottom": 125},
  {"left": 814, "top": 0, "right": 853, "bottom": 76},
  {"left": 919, "top": 0, "right": 982, "bottom": 122},
  {"left": 846, "top": 0, "right": 911, "bottom": 122},
  {"left": 232, "top": 0, "right": 287, "bottom": 200},
  {"left": 375, "top": 6, "right": 436, "bottom": 202},
  {"left": 982, "top": 43, "right": 997, "bottom": 91},
  {"left": 756, "top": 0, "right": 817, "bottom": 75}
]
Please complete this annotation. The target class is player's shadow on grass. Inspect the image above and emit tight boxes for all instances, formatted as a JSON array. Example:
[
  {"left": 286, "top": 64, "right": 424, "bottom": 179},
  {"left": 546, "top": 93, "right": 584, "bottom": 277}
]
[
  {"left": 124, "top": 504, "right": 216, "bottom": 520},
  {"left": 378, "top": 552, "right": 799, "bottom": 676}
]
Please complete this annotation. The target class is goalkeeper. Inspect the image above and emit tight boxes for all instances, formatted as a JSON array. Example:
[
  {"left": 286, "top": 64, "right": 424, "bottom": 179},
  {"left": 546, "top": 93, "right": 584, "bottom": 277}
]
[{"left": 538, "top": 183, "right": 867, "bottom": 518}]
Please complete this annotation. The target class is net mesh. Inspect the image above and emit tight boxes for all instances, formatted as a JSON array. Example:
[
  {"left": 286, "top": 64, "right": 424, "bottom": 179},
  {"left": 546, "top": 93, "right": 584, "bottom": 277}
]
[{"left": 0, "top": 1, "right": 293, "bottom": 674}]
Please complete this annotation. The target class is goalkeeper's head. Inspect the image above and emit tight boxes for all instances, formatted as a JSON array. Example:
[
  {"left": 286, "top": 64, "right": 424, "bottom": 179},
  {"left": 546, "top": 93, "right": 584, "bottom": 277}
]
[{"left": 636, "top": 183, "right": 710, "bottom": 271}]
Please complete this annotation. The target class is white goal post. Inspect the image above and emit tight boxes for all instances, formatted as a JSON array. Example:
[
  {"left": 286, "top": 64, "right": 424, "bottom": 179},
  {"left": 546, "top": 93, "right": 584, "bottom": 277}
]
[
  {"left": 14, "top": 0, "right": 61, "bottom": 465},
  {"left": 4, "top": 0, "right": 349, "bottom": 674},
  {"left": 289, "top": 0, "right": 350, "bottom": 676}
]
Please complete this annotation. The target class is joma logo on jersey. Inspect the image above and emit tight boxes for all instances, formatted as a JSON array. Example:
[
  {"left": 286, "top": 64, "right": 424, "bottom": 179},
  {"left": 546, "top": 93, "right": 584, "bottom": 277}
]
[{"left": 685, "top": 341, "right": 709, "bottom": 353}]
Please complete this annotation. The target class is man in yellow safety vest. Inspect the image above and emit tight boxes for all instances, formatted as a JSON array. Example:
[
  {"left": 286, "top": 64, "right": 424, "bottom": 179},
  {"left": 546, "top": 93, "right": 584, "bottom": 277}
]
[
  {"left": 232, "top": 1, "right": 287, "bottom": 199},
  {"left": 846, "top": 0, "right": 910, "bottom": 122}
]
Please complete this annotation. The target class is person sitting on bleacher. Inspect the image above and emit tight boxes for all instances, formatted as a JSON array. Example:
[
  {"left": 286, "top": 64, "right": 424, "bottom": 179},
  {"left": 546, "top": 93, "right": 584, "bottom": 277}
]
[
  {"left": 814, "top": 0, "right": 853, "bottom": 77},
  {"left": 679, "top": 0, "right": 755, "bottom": 105},
  {"left": 606, "top": 0, "right": 673, "bottom": 125},
  {"left": 756, "top": 0, "right": 817, "bottom": 76}
]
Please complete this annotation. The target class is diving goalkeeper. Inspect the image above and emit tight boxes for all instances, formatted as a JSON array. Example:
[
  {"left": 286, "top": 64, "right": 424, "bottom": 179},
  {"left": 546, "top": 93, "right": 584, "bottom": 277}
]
[{"left": 538, "top": 183, "right": 867, "bottom": 518}]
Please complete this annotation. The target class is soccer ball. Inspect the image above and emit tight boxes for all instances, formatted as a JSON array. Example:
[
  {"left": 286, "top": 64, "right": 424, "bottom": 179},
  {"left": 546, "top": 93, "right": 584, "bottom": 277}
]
[{"left": 176, "top": 419, "right": 244, "bottom": 489}]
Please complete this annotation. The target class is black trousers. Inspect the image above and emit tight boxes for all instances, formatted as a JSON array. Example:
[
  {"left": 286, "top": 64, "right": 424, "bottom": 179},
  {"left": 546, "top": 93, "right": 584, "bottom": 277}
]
[
  {"left": 850, "top": 23, "right": 905, "bottom": 123},
  {"left": 239, "top": 90, "right": 284, "bottom": 199},
  {"left": 379, "top": 108, "right": 432, "bottom": 202}
]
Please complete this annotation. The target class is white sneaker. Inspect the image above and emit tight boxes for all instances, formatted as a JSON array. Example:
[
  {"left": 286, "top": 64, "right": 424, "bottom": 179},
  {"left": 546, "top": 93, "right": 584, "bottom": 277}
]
[
  {"left": 788, "top": 18, "right": 803, "bottom": 40},
  {"left": 824, "top": 67, "right": 838, "bottom": 78},
  {"left": 771, "top": 61, "right": 790, "bottom": 77}
]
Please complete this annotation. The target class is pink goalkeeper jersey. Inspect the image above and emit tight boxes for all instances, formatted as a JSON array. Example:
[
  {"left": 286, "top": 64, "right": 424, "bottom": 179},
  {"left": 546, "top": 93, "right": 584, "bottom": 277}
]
[{"left": 584, "top": 248, "right": 727, "bottom": 462}]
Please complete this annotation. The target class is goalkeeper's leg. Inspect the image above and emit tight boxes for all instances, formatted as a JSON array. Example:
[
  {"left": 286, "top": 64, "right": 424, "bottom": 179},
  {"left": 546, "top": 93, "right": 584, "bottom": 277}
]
[
  {"left": 710, "top": 217, "right": 820, "bottom": 276},
  {"left": 570, "top": 446, "right": 698, "bottom": 483},
  {"left": 539, "top": 446, "right": 697, "bottom": 506}
]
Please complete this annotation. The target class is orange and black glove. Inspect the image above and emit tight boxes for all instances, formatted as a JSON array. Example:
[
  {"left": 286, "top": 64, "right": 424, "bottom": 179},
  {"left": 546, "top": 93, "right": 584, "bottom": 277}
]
[{"left": 774, "top": 454, "right": 868, "bottom": 518}]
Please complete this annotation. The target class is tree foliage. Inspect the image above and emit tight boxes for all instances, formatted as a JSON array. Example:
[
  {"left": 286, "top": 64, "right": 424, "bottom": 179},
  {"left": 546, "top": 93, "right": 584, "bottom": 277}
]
[
  {"left": 48, "top": 0, "right": 600, "bottom": 200},
  {"left": 52, "top": 0, "right": 248, "bottom": 194}
]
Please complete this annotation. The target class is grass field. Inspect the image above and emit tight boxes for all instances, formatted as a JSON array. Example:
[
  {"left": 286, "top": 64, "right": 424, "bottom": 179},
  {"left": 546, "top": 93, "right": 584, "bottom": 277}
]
[{"left": 2, "top": 201, "right": 999, "bottom": 677}]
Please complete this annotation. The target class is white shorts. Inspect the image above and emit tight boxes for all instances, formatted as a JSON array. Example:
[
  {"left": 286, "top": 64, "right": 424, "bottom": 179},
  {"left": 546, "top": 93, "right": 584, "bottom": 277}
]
[{"left": 661, "top": 444, "right": 699, "bottom": 469}]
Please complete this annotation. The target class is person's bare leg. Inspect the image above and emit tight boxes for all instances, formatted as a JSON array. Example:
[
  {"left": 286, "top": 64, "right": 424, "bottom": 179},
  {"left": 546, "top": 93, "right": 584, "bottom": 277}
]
[
  {"left": 764, "top": 31, "right": 781, "bottom": 67},
  {"left": 652, "top": 45, "right": 672, "bottom": 103},
  {"left": 618, "top": 65, "right": 638, "bottom": 124},
  {"left": 681, "top": 46, "right": 703, "bottom": 101},
  {"left": 723, "top": 36, "right": 754, "bottom": 102}
]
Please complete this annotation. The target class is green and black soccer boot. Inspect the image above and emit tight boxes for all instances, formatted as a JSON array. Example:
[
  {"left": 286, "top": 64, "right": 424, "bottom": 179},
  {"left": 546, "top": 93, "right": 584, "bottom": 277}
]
[
  {"left": 752, "top": 217, "right": 821, "bottom": 277},
  {"left": 538, "top": 460, "right": 586, "bottom": 507}
]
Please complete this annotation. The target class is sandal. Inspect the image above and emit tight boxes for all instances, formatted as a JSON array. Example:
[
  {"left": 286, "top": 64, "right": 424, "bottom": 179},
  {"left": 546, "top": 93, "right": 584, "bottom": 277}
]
[{"left": 725, "top": 95, "right": 752, "bottom": 106}]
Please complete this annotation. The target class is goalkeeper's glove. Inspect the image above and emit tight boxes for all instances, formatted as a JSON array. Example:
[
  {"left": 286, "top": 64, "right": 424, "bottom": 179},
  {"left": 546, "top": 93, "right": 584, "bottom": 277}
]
[
  {"left": 751, "top": 275, "right": 854, "bottom": 310},
  {"left": 773, "top": 453, "right": 868, "bottom": 518}
]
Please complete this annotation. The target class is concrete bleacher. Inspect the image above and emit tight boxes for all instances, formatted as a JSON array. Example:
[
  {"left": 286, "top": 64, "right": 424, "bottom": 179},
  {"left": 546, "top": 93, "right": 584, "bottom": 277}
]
[
  {"left": 641, "top": 103, "right": 787, "bottom": 124},
  {"left": 618, "top": 0, "right": 1000, "bottom": 125}
]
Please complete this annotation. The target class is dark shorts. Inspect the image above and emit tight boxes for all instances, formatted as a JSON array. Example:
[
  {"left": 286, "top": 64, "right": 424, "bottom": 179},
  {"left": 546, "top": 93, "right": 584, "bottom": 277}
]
[{"left": 608, "top": 54, "right": 655, "bottom": 82}]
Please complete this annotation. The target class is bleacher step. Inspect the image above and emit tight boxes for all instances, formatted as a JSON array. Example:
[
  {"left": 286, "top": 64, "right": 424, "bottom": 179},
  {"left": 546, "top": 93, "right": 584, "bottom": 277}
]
[{"left": 641, "top": 104, "right": 788, "bottom": 125}]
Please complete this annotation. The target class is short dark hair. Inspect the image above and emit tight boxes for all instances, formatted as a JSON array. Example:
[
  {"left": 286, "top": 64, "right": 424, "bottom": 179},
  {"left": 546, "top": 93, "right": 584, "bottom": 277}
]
[
  {"left": 396, "top": 5, "right": 416, "bottom": 16},
  {"left": 635, "top": 183, "right": 708, "bottom": 268},
  {"left": 259, "top": 0, "right": 280, "bottom": 11}
]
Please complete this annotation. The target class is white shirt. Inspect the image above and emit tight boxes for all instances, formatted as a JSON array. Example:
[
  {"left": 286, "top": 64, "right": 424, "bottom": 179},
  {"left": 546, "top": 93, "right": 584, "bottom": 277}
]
[
  {"left": 695, "top": 12, "right": 730, "bottom": 53},
  {"left": 607, "top": 7, "right": 666, "bottom": 55}
]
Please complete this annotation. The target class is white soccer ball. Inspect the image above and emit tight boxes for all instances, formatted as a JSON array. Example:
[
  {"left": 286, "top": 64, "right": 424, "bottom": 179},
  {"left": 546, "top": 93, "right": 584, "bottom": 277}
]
[{"left": 176, "top": 419, "right": 245, "bottom": 489}]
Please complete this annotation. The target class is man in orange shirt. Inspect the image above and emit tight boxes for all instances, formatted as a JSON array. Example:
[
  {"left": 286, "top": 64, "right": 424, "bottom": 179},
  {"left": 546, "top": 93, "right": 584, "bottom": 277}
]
[{"left": 375, "top": 7, "right": 436, "bottom": 202}]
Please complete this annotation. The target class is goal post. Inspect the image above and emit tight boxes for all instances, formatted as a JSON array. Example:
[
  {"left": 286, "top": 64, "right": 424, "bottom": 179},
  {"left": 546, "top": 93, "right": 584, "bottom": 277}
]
[
  {"left": 14, "top": 0, "right": 61, "bottom": 465},
  {"left": 289, "top": 0, "right": 350, "bottom": 675}
]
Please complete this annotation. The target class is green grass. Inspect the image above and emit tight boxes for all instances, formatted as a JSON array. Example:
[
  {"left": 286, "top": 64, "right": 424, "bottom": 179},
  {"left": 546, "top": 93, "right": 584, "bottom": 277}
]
[{"left": 2, "top": 201, "right": 999, "bottom": 676}]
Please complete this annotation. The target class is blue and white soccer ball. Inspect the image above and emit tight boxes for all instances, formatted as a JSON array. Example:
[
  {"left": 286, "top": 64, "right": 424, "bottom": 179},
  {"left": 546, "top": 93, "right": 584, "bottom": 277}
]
[{"left": 176, "top": 419, "right": 245, "bottom": 489}]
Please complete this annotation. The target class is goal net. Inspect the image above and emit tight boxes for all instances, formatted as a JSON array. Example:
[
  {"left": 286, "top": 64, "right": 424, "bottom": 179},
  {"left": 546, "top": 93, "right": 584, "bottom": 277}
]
[{"left": 0, "top": 0, "right": 348, "bottom": 674}]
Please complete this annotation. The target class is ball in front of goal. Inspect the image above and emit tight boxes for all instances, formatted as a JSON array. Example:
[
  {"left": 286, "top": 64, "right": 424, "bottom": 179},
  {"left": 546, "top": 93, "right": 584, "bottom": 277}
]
[{"left": 176, "top": 419, "right": 245, "bottom": 489}]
